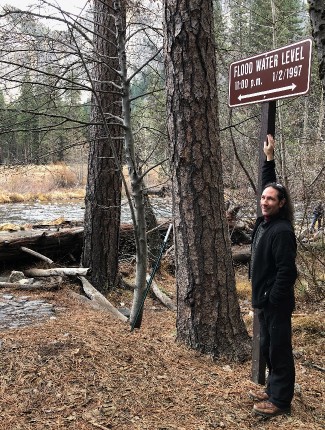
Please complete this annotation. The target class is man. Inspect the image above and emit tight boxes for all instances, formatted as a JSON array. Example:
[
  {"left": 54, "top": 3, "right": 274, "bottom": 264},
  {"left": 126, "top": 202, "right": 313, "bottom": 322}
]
[
  {"left": 310, "top": 201, "right": 324, "bottom": 232},
  {"left": 249, "top": 134, "right": 297, "bottom": 418}
]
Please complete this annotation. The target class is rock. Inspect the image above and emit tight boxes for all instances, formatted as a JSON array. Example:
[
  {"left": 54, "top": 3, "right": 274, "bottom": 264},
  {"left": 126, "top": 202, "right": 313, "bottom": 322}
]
[
  {"left": 9, "top": 271, "right": 25, "bottom": 283},
  {"left": 118, "top": 307, "right": 131, "bottom": 317}
]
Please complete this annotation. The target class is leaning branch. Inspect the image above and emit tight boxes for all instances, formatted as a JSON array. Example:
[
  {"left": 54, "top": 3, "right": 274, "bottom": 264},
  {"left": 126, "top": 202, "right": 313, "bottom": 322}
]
[
  {"left": 78, "top": 276, "right": 128, "bottom": 323},
  {"left": 150, "top": 277, "right": 176, "bottom": 312},
  {"left": 21, "top": 247, "right": 54, "bottom": 265}
]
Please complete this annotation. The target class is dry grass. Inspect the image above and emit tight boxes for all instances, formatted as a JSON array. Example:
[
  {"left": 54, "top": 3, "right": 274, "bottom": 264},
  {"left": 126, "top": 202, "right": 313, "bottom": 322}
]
[
  {"left": 236, "top": 279, "right": 251, "bottom": 301},
  {"left": 0, "top": 163, "right": 167, "bottom": 203},
  {"left": 293, "top": 314, "right": 324, "bottom": 333},
  {"left": 0, "top": 272, "right": 323, "bottom": 430},
  {"left": 0, "top": 164, "right": 86, "bottom": 203}
]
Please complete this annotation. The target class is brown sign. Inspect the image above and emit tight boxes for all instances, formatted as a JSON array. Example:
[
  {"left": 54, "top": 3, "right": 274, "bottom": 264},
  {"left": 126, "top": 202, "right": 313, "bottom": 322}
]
[{"left": 228, "top": 39, "right": 313, "bottom": 107}]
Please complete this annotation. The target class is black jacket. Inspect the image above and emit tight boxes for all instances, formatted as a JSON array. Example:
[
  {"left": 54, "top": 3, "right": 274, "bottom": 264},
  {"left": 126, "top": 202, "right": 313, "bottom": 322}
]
[{"left": 251, "top": 160, "right": 297, "bottom": 309}]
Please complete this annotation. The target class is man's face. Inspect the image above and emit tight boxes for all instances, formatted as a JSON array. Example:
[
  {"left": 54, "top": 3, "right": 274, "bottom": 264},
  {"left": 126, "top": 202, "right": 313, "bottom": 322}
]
[{"left": 260, "top": 186, "right": 285, "bottom": 217}]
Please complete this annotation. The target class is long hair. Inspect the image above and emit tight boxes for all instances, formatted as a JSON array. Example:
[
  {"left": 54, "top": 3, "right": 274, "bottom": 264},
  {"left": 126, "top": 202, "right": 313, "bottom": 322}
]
[{"left": 263, "top": 182, "right": 295, "bottom": 224}]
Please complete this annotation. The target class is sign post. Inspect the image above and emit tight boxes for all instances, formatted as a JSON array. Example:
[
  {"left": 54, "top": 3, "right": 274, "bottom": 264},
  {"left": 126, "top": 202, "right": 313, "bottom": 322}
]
[
  {"left": 228, "top": 39, "right": 312, "bottom": 385},
  {"left": 252, "top": 100, "right": 276, "bottom": 385}
]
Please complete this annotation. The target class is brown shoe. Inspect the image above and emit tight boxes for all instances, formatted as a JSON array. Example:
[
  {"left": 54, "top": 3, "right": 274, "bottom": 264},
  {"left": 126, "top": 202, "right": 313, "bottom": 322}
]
[
  {"left": 248, "top": 389, "right": 269, "bottom": 402},
  {"left": 253, "top": 401, "right": 291, "bottom": 417}
]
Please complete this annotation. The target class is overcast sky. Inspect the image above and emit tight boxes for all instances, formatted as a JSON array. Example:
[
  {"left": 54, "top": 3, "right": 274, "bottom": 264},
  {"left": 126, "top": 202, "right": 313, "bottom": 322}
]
[{"left": 0, "top": 0, "right": 89, "bottom": 15}]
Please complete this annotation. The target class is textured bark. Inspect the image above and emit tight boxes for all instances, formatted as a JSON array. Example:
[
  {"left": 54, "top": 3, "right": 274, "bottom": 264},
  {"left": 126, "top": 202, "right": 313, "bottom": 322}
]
[
  {"left": 164, "top": 0, "right": 250, "bottom": 361},
  {"left": 308, "top": 0, "right": 325, "bottom": 97},
  {"left": 144, "top": 193, "right": 162, "bottom": 269},
  {"left": 82, "top": 0, "right": 124, "bottom": 293}
]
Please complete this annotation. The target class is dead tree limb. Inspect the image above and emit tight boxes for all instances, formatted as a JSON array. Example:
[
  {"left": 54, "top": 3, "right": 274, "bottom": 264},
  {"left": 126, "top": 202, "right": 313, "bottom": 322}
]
[
  {"left": 66, "top": 289, "right": 103, "bottom": 310},
  {"left": 150, "top": 277, "right": 176, "bottom": 311},
  {"left": 21, "top": 246, "right": 54, "bottom": 264},
  {"left": 0, "top": 281, "right": 31, "bottom": 288},
  {"left": 78, "top": 276, "right": 128, "bottom": 323},
  {"left": 25, "top": 268, "right": 89, "bottom": 277}
]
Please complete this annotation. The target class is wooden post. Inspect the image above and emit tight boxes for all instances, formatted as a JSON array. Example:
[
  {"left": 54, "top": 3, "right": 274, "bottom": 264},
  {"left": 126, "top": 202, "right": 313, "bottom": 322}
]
[{"left": 251, "top": 100, "right": 276, "bottom": 384}]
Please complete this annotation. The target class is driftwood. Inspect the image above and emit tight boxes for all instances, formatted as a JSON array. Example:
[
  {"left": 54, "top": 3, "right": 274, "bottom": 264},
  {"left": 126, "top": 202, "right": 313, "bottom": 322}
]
[
  {"left": 21, "top": 246, "right": 54, "bottom": 264},
  {"left": 0, "top": 226, "right": 84, "bottom": 263},
  {"left": 66, "top": 289, "right": 105, "bottom": 310},
  {"left": 0, "top": 216, "right": 253, "bottom": 266},
  {"left": 0, "top": 269, "right": 63, "bottom": 290},
  {"left": 24, "top": 268, "right": 89, "bottom": 277},
  {"left": 149, "top": 277, "right": 176, "bottom": 311},
  {"left": 2, "top": 245, "right": 127, "bottom": 322},
  {"left": 0, "top": 281, "right": 41, "bottom": 289},
  {"left": 0, "top": 221, "right": 172, "bottom": 264},
  {"left": 0, "top": 281, "right": 60, "bottom": 291},
  {"left": 79, "top": 276, "right": 128, "bottom": 323},
  {"left": 121, "top": 275, "right": 176, "bottom": 311}
]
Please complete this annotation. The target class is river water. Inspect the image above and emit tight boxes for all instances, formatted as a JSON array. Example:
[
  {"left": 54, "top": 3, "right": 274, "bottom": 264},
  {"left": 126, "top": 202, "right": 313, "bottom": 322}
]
[
  {"left": 0, "top": 198, "right": 172, "bottom": 226},
  {"left": 0, "top": 198, "right": 308, "bottom": 227}
]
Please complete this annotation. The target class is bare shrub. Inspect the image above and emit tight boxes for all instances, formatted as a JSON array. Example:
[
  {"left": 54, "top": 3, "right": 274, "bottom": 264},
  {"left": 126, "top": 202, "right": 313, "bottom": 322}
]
[
  {"left": 0, "top": 193, "right": 11, "bottom": 203},
  {"left": 49, "top": 163, "right": 78, "bottom": 189},
  {"left": 296, "top": 244, "right": 325, "bottom": 302},
  {"left": 7, "top": 193, "right": 25, "bottom": 203},
  {"left": 0, "top": 165, "right": 81, "bottom": 194}
]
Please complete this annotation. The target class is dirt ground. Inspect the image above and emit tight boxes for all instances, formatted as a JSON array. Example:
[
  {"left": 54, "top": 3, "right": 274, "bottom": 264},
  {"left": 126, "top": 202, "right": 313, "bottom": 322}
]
[{"left": 0, "top": 270, "right": 324, "bottom": 430}]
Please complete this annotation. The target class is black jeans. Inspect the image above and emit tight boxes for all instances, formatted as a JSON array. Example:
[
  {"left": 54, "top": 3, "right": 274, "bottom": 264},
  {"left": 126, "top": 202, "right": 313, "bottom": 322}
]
[{"left": 258, "top": 302, "right": 295, "bottom": 409}]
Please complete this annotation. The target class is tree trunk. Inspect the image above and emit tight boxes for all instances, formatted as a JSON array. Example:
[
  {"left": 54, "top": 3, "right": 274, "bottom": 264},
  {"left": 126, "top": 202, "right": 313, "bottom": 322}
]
[
  {"left": 144, "top": 193, "right": 162, "bottom": 269},
  {"left": 308, "top": 0, "right": 325, "bottom": 99},
  {"left": 164, "top": 0, "right": 250, "bottom": 361},
  {"left": 114, "top": 1, "right": 148, "bottom": 328},
  {"left": 82, "top": 0, "right": 124, "bottom": 294}
]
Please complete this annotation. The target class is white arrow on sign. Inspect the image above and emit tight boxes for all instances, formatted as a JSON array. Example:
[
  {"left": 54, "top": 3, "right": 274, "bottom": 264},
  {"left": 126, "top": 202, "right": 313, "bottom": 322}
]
[{"left": 238, "top": 83, "right": 297, "bottom": 101}]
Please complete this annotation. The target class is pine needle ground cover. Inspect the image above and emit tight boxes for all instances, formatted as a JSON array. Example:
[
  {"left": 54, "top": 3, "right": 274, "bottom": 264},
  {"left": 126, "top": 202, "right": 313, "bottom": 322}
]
[{"left": 0, "top": 278, "right": 323, "bottom": 430}]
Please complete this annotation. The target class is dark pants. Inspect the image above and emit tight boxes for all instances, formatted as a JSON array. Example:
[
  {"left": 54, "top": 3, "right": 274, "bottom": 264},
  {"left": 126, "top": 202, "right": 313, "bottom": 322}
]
[
  {"left": 310, "top": 215, "right": 322, "bottom": 231},
  {"left": 258, "top": 303, "right": 295, "bottom": 409}
]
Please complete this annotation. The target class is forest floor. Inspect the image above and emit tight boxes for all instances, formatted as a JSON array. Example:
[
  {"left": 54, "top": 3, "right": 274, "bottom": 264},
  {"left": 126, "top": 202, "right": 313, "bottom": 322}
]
[
  {"left": 0, "top": 263, "right": 323, "bottom": 430},
  {"left": 0, "top": 168, "right": 323, "bottom": 429}
]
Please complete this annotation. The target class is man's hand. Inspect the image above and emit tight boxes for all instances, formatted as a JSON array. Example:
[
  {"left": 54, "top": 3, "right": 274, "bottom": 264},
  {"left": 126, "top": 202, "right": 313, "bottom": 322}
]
[{"left": 264, "top": 134, "right": 275, "bottom": 161}]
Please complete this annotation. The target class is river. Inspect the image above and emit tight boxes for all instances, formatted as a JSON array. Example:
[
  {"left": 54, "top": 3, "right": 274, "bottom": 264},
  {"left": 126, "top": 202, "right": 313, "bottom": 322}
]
[
  {"left": 0, "top": 198, "right": 308, "bottom": 227},
  {"left": 0, "top": 198, "right": 172, "bottom": 225}
]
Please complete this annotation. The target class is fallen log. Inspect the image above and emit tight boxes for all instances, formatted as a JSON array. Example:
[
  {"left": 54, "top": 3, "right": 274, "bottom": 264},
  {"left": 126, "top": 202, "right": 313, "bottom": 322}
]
[
  {"left": 66, "top": 288, "right": 104, "bottom": 310},
  {"left": 0, "top": 226, "right": 84, "bottom": 263},
  {"left": 0, "top": 271, "right": 63, "bottom": 291},
  {"left": 0, "top": 220, "right": 251, "bottom": 266},
  {"left": 149, "top": 277, "right": 176, "bottom": 311},
  {"left": 122, "top": 276, "right": 177, "bottom": 312},
  {"left": 0, "top": 281, "right": 34, "bottom": 288},
  {"left": 78, "top": 276, "right": 128, "bottom": 323},
  {"left": 0, "top": 221, "right": 172, "bottom": 264},
  {"left": 24, "top": 268, "right": 89, "bottom": 277}
]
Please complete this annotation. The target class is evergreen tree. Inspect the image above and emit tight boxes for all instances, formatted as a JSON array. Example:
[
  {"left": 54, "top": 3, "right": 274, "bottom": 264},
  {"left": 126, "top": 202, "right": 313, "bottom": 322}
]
[{"left": 17, "top": 73, "right": 40, "bottom": 164}]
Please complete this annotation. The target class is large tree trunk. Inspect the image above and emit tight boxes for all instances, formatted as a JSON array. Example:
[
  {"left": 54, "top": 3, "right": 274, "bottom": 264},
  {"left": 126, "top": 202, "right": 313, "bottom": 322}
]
[
  {"left": 82, "top": 0, "right": 124, "bottom": 294},
  {"left": 308, "top": 0, "right": 325, "bottom": 99},
  {"left": 164, "top": 0, "right": 250, "bottom": 361}
]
